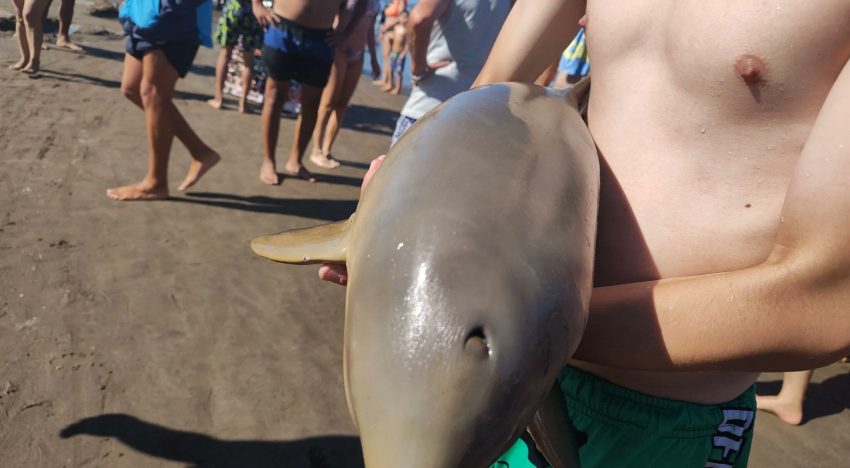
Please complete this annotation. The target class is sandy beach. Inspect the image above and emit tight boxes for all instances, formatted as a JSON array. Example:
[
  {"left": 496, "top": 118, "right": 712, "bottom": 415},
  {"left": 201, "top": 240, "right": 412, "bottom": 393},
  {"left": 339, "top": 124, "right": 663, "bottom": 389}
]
[{"left": 0, "top": 4, "right": 847, "bottom": 467}]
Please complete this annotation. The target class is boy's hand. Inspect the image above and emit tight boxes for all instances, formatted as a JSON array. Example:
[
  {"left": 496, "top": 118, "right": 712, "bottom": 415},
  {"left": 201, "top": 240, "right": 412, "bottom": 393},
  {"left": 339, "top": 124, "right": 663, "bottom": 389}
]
[
  {"left": 252, "top": 2, "right": 279, "bottom": 29},
  {"left": 319, "top": 155, "right": 386, "bottom": 286},
  {"left": 326, "top": 29, "right": 350, "bottom": 47}
]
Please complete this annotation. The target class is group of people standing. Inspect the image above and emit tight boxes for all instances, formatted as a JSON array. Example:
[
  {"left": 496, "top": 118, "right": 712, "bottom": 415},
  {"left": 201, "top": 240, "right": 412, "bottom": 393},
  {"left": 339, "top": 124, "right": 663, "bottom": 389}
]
[{"left": 106, "top": 0, "right": 388, "bottom": 199}]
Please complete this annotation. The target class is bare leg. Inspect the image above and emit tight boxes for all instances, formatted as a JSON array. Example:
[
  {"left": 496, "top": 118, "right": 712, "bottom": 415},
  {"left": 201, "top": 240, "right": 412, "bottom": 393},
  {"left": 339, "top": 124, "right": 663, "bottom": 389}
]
[
  {"left": 22, "top": 0, "right": 49, "bottom": 73},
  {"left": 109, "top": 51, "right": 219, "bottom": 200},
  {"left": 238, "top": 52, "right": 255, "bottom": 114},
  {"left": 390, "top": 70, "right": 402, "bottom": 94},
  {"left": 321, "top": 55, "right": 363, "bottom": 160},
  {"left": 284, "top": 83, "right": 323, "bottom": 181},
  {"left": 9, "top": 0, "right": 29, "bottom": 69},
  {"left": 207, "top": 45, "right": 232, "bottom": 110},
  {"left": 259, "top": 78, "right": 289, "bottom": 185},
  {"left": 121, "top": 52, "right": 221, "bottom": 185},
  {"left": 381, "top": 60, "right": 394, "bottom": 92},
  {"left": 376, "top": 32, "right": 393, "bottom": 86},
  {"left": 366, "top": 15, "right": 380, "bottom": 80},
  {"left": 756, "top": 370, "right": 814, "bottom": 425},
  {"left": 55, "top": 0, "right": 81, "bottom": 51},
  {"left": 310, "top": 53, "right": 346, "bottom": 169}
]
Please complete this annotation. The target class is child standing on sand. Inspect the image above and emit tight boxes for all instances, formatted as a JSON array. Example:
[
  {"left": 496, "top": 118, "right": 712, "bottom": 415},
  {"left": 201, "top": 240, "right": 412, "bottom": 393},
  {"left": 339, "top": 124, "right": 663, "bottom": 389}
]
[
  {"left": 382, "top": 10, "right": 408, "bottom": 95},
  {"left": 208, "top": 0, "right": 265, "bottom": 113}
]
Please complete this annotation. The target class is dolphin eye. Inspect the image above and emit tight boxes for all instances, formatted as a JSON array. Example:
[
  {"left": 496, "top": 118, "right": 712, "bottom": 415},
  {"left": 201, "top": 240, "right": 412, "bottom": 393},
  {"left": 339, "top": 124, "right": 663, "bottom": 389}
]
[{"left": 464, "top": 327, "right": 490, "bottom": 358}]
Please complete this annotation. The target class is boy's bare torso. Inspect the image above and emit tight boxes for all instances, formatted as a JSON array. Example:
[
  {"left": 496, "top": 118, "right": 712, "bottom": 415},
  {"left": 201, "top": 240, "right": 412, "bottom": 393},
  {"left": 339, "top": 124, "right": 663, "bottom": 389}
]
[
  {"left": 274, "top": 0, "right": 346, "bottom": 29},
  {"left": 572, "top": 0, "right": 850, "bottom": 403},
  {"left": 392, "top": 23, "right": 408, "bottom": 52}
]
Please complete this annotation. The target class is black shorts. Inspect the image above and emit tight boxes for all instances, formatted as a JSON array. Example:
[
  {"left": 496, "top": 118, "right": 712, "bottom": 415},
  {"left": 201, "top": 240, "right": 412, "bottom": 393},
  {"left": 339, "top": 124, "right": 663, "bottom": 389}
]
[
  {"left": 121, "top": 14, "right": 200, "bottom": 79},
  {"left": 262, "top": 17, "right": 334, "bottom": 88},
  {"left": 125, "top": 36, "right": 200, "bottom": 78}
]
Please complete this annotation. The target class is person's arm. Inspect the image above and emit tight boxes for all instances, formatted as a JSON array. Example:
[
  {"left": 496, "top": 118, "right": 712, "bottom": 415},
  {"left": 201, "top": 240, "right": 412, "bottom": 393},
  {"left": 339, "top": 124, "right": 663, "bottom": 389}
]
[
  {"left": 408, "top": 0, "right": 451, "bottom": 80},
  {"left": 329, "top": 0, "right": 368, "bottom": 46},
  {"left": 472, "top": 0, "right": 585, "bottom": 87},
  {"left": 251, "top": 0, "right": 279, "bottom": 28},
  {"left": 366, "top": 14, "right": 381, "bottom": 77},
  {"left": 575, "top": 59, "right": 850, "bottom": 372}
]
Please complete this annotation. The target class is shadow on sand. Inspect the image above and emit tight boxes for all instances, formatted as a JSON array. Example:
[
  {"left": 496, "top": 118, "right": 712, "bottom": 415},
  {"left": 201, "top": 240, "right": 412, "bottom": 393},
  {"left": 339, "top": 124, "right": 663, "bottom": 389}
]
[
  {"left": 173, "top": 193, "right": 357, "bottom": 222},
  {"left": 343, "top": 104, "right": 398, "bottom": 137},
  {"left": 756, "top": 371, "right": 850, "bottom": 425},
  {"left": 38, "top": 69, "right": 213, "bottom": 102},
  {"left": 78, "top": 45, "right": 215, "bottom": 78},
  {"left": 60, "top": 413, "right": 364, "bottom": 468}
]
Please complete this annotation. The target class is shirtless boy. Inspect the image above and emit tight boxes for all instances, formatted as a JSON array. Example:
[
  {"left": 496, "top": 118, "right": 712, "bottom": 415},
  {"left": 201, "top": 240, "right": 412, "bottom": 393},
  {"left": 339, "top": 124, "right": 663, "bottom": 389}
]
[
  {"left": 382, "top": 10, "right": 408, "bottom": 95},
  {"left": 323, "top": 0, "right": 850, "bottom": 465},
  {"left": 252, "top": 0, "right": 366, "bottom": 185}
]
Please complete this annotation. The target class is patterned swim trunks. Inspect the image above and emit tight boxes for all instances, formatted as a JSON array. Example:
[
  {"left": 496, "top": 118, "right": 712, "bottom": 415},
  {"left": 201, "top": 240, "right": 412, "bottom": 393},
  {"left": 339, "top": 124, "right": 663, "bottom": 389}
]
[{"left": 214, "top": 0, "right": 264, "bottom": 51}]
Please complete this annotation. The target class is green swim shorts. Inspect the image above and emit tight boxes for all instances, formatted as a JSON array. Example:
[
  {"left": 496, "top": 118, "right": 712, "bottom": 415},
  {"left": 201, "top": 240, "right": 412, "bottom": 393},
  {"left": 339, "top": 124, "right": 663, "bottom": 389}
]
[{"left": 492, "top": 366, "right": 756, "bottom": 468}]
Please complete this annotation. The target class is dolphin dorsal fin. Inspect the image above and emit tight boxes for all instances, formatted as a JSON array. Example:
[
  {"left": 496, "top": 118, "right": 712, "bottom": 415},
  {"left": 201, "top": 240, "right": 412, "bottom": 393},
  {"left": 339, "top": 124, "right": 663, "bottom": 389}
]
[{"left": 251, "top": 216, "right": 353, "bottom": 265}]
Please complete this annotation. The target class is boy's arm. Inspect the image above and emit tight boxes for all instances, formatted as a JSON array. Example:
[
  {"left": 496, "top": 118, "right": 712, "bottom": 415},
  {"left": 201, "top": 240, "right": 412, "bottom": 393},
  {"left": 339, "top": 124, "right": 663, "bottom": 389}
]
[
  {"left": 331, "top": 0, "right": 368, "bottom": 45},
  {"left": 408, "top": 0, "right": 451, "bottom": 78},
  {"left": 575, "top": 59, "right": 850, "bottom": 372},
  {"left": 251, "top": 0, "right": 279, "bottom": 28},
  {"left": 473, "top": 0, "right": 585, "bottom": 87}
]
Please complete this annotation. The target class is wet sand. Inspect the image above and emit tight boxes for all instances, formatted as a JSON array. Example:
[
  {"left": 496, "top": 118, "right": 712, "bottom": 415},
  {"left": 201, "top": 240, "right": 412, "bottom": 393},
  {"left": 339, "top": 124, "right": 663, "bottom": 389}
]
[{"left": 1, "top": 6, "right": 848, "bottom": 468}]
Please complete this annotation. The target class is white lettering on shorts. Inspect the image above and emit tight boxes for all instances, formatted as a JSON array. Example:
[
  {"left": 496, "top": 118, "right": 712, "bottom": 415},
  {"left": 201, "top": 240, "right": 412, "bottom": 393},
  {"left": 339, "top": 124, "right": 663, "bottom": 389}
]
[{"left": 704, "top": 407, "right": 754, "bottom": 468}]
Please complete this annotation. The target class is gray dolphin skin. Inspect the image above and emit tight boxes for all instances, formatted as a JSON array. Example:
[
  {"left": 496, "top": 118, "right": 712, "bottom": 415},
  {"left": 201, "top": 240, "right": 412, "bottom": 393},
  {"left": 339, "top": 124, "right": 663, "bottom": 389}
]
[{"left": 251, "top": 83, "right": 599, "bottom": 468}]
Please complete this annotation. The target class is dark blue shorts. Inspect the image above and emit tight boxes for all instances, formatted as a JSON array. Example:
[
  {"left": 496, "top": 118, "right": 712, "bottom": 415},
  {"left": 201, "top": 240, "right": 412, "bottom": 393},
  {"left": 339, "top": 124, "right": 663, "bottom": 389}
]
[
  {"left": 122, "top": 17, "right": 200, "bottom": 78},
  {"left": 262, "top": 16, "right": 334, "bottom": 88}
]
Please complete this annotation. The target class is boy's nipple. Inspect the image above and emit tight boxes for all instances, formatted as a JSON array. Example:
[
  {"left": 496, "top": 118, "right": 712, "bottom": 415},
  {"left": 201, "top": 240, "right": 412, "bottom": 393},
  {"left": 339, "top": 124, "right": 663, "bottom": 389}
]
[{"left": 735, "top": 54, "right": 768, "bottom": 86}]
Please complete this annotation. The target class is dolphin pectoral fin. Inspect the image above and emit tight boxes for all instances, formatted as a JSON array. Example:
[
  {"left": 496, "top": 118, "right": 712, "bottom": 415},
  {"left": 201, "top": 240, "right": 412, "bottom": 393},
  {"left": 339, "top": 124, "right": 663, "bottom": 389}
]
[
  {"left": 528, "top": 384, "right": 582, "bottom": 468},
  {"left": 251, "top": 217, "right": 353, "bottom": 265}
]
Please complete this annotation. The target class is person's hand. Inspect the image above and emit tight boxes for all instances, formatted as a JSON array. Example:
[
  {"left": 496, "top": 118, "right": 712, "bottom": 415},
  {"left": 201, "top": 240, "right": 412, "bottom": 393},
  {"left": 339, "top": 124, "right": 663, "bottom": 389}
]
[
  {"left": 318, "top": 155, "right": 386, "bottom": 286},
  {"left": 325, "top": 29, "right": 350, "bottom": 47},
  {"left": 411, "top": 60, "right": 452, "bottom": 86},
  {"left": 253, "top": 3, "right": 279, "bottom": 29}
]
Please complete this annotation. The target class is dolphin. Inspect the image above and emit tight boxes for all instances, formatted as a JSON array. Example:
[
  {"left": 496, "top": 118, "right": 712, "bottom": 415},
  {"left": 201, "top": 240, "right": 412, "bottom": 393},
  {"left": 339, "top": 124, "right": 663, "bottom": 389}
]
[{"left": 251, "top": 82, "right": 599, "bottom": 468}]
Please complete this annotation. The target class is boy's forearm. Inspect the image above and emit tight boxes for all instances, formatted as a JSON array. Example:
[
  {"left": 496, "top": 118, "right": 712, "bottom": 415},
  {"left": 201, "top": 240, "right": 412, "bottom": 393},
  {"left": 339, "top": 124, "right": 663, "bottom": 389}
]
[{"left": 574, "top": 257, "right": 850, "bottom": 372}]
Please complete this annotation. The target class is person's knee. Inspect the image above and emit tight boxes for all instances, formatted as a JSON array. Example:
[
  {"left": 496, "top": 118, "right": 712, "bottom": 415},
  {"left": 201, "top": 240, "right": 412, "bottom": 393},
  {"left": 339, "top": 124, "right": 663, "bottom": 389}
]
[
  {"left": 139, "top": 81, "right": 169, "bottom": 108},
  {"left": 121, "top": 82, "right": 141, "bottom": 103},
  {"left": 264, "top": 81, "right": 286, "bottom": 103},
  {"left": 23, "top": 6, "right": 41, "bottom": 25}
]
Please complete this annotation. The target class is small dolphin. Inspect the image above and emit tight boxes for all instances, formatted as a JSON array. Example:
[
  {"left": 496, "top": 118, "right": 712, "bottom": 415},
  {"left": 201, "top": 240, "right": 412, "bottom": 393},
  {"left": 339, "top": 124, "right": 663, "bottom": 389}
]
[{"left": 252, "top": 83, "right": 599, "bottom": 467}]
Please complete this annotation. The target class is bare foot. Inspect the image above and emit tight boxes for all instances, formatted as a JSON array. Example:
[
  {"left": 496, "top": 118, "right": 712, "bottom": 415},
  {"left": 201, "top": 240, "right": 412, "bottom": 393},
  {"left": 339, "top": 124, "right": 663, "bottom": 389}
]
[
  {"left": 283, "top": 164, "right": 317, "bottom": 182},
  {"left": 381, "top": 84, "right": 393, "bottom": 92},
  {"left": 756, "top": 395, "right": 804, "bottom": 425},
  {"left": 238, "top": 101, "right": 251, "bottom": 114},
  {"left": 106, "top": 182, "right": 169, "bottom": 201},
  {"left": 390, "top": 87, "right": 401, "bottom": 95},
  {"left": 56, "top": 38, "right": 83, "bottom": 52},
  {"left": 309, "top": 151, "right": 340, "bottom": 169},
  {"left": 21, "top": 60, "right": 39, "bottom": 74},
  {"left": 259, "top": 161, "right": 280, "bottom": 185},
  {"left": 178, "top": 151, "right": 221, "bottom": 191},
  {"left": 207, "top": 98, "right": 223, "bottom": 110},
  {"left": 8, "top": 59, "right": 27, "bottom": 70}
]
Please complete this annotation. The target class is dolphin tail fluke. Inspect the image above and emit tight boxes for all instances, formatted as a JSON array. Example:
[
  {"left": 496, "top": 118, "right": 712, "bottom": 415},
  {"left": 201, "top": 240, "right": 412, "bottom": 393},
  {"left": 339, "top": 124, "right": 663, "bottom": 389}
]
[{"left": 251, "top": 216, "right": 353, "bottom": 264}]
